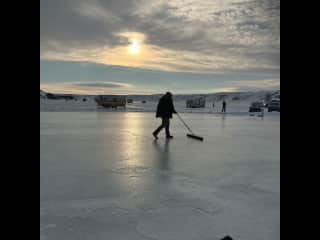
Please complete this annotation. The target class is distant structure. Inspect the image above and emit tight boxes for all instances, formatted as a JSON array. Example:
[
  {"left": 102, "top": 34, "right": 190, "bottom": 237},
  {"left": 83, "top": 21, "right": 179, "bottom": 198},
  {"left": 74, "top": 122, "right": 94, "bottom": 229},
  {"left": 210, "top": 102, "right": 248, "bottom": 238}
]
[
  {"left": 216, "top": 94, "right": 227, "bottom": 102},
  {"left": 94, "top": 95, "right": 126, "bottom": 109},
  {"left": 232, "top": 96, "right": 240, "bottom": 100},
  {"left": 186, "top": 96, "right": 206, "bottom": 108}
]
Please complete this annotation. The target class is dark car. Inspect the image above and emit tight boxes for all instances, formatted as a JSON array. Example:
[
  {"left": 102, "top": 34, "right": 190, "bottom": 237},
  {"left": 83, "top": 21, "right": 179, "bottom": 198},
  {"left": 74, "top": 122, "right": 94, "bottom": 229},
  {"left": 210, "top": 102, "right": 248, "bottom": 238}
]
[
  {"left": 249, "top": 101, "right": 265, "bottom": 112},
  {"left": 267, "top": 99, "right": 280, "bottom": 112}
]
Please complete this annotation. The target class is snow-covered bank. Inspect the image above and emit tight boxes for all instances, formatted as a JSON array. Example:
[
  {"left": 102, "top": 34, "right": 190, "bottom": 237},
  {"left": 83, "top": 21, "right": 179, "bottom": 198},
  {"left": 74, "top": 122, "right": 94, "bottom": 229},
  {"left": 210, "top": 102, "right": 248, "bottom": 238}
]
[{"left": 40, "top": 90, "right": 280, "bottom": 115}]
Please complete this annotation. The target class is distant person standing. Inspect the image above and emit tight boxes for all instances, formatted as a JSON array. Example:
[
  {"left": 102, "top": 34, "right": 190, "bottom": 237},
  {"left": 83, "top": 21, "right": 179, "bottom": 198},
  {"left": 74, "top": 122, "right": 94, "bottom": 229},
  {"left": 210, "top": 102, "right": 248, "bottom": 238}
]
[
  {"left": 221, "top": 99, "right": 226, "bottom": 113},
  {"left": 153, "top": 92, "right": 177, "bottom": 139}
]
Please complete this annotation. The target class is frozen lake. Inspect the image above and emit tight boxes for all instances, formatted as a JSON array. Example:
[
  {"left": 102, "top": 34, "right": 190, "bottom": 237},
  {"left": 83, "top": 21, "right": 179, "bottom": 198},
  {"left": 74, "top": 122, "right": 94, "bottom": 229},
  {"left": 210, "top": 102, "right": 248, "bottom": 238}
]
[{"left": 40, "top": 112, "right": 280, "bottom": 240}]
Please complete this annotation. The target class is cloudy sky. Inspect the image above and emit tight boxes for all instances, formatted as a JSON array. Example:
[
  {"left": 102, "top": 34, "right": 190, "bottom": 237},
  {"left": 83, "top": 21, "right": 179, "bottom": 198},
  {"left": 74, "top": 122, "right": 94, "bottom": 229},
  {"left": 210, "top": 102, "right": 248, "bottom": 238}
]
[{"left": 40, "top": 0, "right": 280, "bottom": 94}]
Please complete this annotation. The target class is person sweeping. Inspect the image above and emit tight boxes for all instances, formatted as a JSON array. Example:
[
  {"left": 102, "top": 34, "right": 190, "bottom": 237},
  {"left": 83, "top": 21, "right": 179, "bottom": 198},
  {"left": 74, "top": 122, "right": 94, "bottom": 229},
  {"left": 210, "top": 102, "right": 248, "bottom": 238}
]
[{"left": 153, "top": 92, "right": 177, "bottom": 139}]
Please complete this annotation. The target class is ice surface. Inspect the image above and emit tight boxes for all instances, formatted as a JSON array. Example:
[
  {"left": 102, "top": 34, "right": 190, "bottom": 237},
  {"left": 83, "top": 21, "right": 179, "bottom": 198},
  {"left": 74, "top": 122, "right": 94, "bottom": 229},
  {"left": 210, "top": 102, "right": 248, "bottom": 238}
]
[{"left": 41, "top": 112, "right": 280, "bottom": 240}]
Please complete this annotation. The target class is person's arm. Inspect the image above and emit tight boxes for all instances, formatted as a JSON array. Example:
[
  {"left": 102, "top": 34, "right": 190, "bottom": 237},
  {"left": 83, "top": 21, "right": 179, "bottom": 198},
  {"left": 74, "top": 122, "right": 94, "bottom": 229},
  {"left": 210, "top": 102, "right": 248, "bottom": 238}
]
[{"left": 171, "top": 99, "right": 177, "bottom": 113}]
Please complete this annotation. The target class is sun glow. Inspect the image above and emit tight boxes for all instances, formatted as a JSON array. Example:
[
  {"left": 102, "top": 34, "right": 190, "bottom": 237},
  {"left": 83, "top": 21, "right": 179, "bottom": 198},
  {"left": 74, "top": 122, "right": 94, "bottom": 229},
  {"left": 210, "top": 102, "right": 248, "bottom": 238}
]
[{"left": 128, "top": 39, "right": 141, "bottom": 54}]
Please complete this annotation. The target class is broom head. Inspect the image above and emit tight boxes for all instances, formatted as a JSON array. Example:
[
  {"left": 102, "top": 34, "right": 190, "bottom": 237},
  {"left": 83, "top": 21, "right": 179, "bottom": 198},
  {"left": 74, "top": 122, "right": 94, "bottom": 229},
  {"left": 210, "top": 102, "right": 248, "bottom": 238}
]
[{"left": 186, "top": 134, "right": 204, "bottom": 141}]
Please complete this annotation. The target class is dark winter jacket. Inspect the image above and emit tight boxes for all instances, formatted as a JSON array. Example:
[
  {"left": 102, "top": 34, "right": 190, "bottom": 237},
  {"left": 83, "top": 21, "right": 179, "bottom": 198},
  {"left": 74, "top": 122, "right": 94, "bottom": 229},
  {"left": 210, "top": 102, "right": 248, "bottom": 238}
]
[
  {"left": 156, "top": 95, "right": 177, "bottom": 118},
  {"left": 222, "top": 101, "right": 226, "bottom": 107}
]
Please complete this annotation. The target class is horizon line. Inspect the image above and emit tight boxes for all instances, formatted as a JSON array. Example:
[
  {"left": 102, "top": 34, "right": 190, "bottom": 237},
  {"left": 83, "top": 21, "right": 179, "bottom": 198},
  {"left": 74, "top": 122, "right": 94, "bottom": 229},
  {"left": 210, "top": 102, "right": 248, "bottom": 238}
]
[{"left": 41, "top": 89, "right": 280, "bottom": 96}]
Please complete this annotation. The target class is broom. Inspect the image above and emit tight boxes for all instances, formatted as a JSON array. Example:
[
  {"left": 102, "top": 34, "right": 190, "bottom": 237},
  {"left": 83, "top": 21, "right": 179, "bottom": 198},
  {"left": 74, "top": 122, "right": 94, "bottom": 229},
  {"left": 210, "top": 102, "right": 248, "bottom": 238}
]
[{"left": 176, "top": 113, "right": 204, "bottom": 141}]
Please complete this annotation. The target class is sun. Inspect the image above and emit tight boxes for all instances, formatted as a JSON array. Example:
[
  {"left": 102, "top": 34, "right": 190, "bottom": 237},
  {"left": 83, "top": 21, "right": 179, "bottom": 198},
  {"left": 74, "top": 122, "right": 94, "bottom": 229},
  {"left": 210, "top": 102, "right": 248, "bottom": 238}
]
[{"left": 128, "top": 39, "right": 141, "bottom": 54}]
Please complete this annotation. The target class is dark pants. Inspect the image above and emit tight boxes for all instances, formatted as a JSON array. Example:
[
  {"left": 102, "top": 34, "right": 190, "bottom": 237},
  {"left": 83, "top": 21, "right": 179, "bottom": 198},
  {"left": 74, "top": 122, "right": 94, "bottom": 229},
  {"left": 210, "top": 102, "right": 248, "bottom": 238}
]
[
  {"left": 153, "top": 118, "right": 171, "bottom": 137},
  {"left": 221, "top": 106, "right": 226, "bottom": 112}
]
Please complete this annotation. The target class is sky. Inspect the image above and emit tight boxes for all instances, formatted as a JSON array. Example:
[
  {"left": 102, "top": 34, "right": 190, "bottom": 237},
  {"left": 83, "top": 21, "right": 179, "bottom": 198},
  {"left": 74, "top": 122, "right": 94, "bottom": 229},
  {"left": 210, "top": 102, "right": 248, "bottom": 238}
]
[{"left": 40, "top": 0, "right": 280, "bottom": 95}]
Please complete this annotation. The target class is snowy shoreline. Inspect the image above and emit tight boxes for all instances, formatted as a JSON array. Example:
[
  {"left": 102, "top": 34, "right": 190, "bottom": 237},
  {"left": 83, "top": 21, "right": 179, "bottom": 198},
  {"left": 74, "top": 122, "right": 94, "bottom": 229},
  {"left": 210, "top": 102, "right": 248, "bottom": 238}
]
[
  {"left": 40, "top": 99, "right": 280, "bottom": 116},
  {"left": 40, "top": 90, "right": 280, "bottom": 115}
]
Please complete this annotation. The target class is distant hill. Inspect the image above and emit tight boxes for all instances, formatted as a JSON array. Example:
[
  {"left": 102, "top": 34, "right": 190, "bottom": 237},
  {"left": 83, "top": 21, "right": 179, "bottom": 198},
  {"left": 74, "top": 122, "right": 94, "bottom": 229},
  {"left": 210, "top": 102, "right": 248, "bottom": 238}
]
[
  {"left": 40, "top": 89, "right": 79, "bottom": 100},
  {"left": 40, "top": 89, "right": 47, "bottom": 98}
]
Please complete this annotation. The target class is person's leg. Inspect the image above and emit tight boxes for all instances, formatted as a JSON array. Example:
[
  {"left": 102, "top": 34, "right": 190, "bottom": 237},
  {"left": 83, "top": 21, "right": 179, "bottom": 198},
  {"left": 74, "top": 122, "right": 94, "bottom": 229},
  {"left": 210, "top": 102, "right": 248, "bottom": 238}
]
[
  {"left": 164, "top": 118, "right": 172, "bottom": 138},
  {"left": 153, "top": 118, "right": 165, "bottom": 138}
]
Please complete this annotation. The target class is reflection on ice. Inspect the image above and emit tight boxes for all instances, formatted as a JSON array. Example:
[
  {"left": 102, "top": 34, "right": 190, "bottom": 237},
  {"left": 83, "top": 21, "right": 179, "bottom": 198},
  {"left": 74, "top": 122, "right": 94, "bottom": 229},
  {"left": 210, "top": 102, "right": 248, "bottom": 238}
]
[
  {"left": 41, "top": 112, "right": 279, "bottom": 240},
  {"left": 152, "top": 140, "right": 170, "bottom": 171}
]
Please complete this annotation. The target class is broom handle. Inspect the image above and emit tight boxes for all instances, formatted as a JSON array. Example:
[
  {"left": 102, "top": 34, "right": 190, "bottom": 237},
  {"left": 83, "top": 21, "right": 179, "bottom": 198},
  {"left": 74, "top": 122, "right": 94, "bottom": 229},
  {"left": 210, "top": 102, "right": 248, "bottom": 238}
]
[{"left": 176, "top": 113, "right": 194, "bottom": 134}]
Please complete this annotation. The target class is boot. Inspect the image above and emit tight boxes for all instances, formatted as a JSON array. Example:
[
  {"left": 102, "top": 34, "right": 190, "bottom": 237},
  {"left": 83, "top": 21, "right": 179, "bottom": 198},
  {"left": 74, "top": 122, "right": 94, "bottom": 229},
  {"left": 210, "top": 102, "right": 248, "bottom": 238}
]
[{"left": 152, "top": 131, "right": 159, "bottom": 140}]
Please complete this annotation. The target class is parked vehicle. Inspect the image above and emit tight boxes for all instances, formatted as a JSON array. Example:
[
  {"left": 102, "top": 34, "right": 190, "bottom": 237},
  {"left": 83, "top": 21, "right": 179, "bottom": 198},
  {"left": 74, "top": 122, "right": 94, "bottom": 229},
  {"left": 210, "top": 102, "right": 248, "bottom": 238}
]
[
  {"left": 249, "top": 101, "right": 265, "bottom": 112},
  {"left": 94, "top": 95, "right": 126, "bottom": 108},
  {"left": 267, "top": 99, "right": 280, "bottom": 112}
]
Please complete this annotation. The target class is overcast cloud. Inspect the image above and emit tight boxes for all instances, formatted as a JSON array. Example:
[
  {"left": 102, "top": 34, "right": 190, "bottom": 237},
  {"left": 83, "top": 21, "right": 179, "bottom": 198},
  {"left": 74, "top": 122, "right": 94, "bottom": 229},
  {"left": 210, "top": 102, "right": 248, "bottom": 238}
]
[{"left": 40, "top": 0, "right": 279, "bottom": 74}]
